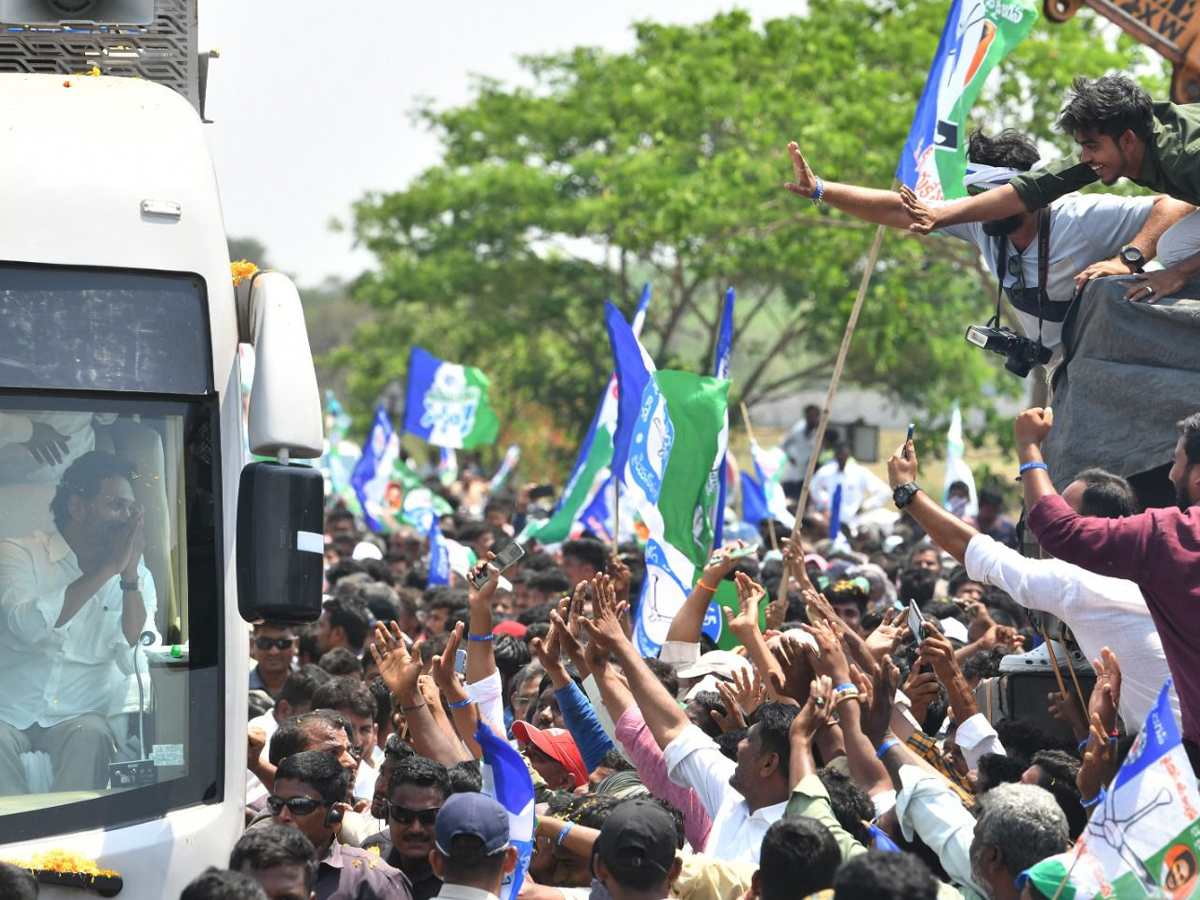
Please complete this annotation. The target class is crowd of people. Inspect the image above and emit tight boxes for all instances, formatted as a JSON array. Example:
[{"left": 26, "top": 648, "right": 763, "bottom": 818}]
[{"left": 104, "top": 386, "right": 1192, "bottom": 900}]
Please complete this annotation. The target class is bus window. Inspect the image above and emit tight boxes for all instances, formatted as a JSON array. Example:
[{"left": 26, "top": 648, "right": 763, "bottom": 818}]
[{"left": 0, "top": 397, "right": 222, "bottom": 840}]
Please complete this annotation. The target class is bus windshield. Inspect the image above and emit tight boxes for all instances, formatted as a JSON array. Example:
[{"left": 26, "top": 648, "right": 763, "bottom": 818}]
[{"left": 0, "top": 396, "right": 223, "bottom": 838}]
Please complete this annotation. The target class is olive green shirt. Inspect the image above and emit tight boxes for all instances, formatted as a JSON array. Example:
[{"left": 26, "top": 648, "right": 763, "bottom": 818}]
[{"left": 1010, "top": 101, "right": 1200, "bottom": 209}]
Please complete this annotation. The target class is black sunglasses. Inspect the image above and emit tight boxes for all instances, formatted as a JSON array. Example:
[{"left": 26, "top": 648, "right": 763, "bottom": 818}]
[
  {"left": 254, "top": 636, "right": 297, "bottom": 651},
  {"left": 267, "top": 795, "right": 332, "bottom": 817},
  {"left": 389, "top": 803, "right": 440, "bottom": 825}
]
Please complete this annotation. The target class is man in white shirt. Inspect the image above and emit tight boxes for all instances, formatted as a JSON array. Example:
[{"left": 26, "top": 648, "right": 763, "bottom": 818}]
[
  {"left": 594, "top": 607, "right": 797, "bottom": 864},
  {"left": 886, "top": 437, "right": 1179, "bottom": 730},
  {"left": 0, "top": 450, "right": 157, "bottom": 794},
  {"left": 809, "top": 444, "right": 892, "bottom": 533},
  {"left": 781, "top": 404, "right": 822, "bottom": 499}
]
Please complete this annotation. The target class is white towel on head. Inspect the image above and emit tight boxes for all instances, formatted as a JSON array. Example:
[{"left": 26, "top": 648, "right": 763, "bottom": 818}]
[{"left": 962, "top": 163, "right": 1025, "bottom": 191}]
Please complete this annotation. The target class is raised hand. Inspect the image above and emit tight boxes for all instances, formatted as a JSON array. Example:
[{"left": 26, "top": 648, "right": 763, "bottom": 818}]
[
  {"left": 790, "top": 675, "right": 836, "bottom": 742},
  {"left": 1014, "top": 407, "right": 1054, "bottom": 449},
  {"left": 467, "top": 553, "right": 500, "bottom": 606},
  {"left": 1089, "top": 647, "right": 1123, "bottom": 735},
  {"left": 578, "top": 574, "right": 627, "bottom": 654},
  {"left": 800, "top": 620, "right": 851, "bottom": 685},
  {"left": 551, "top": 607, "right": 589, "bottom": 679},
  {"left": 861, "top": 656, "right": 899, "bottom": 747},
  {"left": 916, "top": 622, "right": 958, "bottom": 680},
  {"left": 1077, "top": 712, "right": 1119, "bottom": 801},
  {"left": 899, "top": 185, "right": 938, "bottom": 234},
  {"left": 25, "top": 421, "right": 70, "bottom": 467},
  {"left": 711, "top": 681, "right": 749, "bottom": 733},
  {"left": 902, "top": 668, "right": 942, "bottom": 725},
  {"left": 607, "top": 553, "right": 632, "bottom": 606},
  {"left": 371, "top": 621, "right": 424, "bottom": 703},
  {"left": 723, "top": 571, "right": 766, "bottom": 637},
  {"left": 430, "top": 622, "right": 466, "bottom": 694},
  {"left": 784, "top": 141, "right": 819, "bottom": 199},
  {"left": 887, "top": 438, "right": 918, "bottom": 489},
  {"left": 864, "top": 608, "right": 904, "bottom": 662},
  {"left": 1048, "top": 689, "right": 1089, "bottom": 742},
  {"left": 728, "top": 666, "right": 767, "bottom": 717},
  {"left": 764, "top": 597, "right": 789, "bottom": 633}
]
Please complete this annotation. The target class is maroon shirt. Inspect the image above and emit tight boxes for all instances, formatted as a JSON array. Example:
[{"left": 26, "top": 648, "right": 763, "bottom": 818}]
[
  {"left": 316, "top": 841, "right": 413, "bottom": 900},
  {"left": 1028, "top": 494, "right": 1200, "bottom": 742}
]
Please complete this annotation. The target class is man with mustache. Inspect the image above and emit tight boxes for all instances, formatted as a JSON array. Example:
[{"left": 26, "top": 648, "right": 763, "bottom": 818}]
[
  {"left": 0, "top": 450, "right": 157, "bottom": 794},
  {"left": 786, "top": 126, "right": 1192, "bottom": 367}
]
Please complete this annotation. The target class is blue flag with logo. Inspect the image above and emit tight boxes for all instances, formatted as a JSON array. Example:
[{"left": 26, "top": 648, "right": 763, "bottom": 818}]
[
  {"left": 403, "top": 347, "right": 500, "bottom": 449},
  {"left": 475, "top": 722, "right": 535, "bottom": 900},
  {"left": 711, "top": 287, "right": 735, "bottom": 548},
  {"left": 350, "top": 406, "right": 400, "bottom": 534},
  {"left": 428, "top": 517, "right": 451, "bottom": 586}
]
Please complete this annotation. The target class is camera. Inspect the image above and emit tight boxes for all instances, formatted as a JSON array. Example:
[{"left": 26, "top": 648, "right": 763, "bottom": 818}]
[{"left": 964, "top": 324, "right": 1051, "bottom": 378}]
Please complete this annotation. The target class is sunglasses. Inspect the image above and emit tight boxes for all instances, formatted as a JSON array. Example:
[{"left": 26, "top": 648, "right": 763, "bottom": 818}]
[
  {"left": 267, "top": 795, "right": 332, "bottom": 817},
  {"left": 254, "top": 636, "right": 297, "bottom": 651},
  {"left": 389, "top": 803, "right": 440, "bottom": 825}
]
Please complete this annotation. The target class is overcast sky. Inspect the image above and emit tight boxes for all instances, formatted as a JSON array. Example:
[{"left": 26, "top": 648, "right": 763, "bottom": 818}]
[{"left": 199, "top": 1, "right": 802, "bottom": 285}]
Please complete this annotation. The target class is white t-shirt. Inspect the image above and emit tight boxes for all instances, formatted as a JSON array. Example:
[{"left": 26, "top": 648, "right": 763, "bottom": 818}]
[{"left": 940, "top": 192, "right": 1153, "bottom": 362}]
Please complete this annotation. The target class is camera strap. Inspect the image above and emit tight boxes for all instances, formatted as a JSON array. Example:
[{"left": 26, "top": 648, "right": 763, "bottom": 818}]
[{"left": 992, "top": 208, "right": 1051, "bottom": 350}]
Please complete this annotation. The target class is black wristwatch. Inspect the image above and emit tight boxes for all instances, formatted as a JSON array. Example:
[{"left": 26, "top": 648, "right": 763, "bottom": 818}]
[
  {"left": 1120, "top": 245, "right": 1145, "bottom": 273},
  {"left": 893, "top": 482, "right": 921, "bottom": 509}
]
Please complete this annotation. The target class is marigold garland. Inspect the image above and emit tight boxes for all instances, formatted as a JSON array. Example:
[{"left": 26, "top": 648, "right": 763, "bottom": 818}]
[
  {"left": 1, "top": 848, "right": 120, "bottom": 877},
  {"left": 230, "top": 259, "right": 259, "bottom": 286}
]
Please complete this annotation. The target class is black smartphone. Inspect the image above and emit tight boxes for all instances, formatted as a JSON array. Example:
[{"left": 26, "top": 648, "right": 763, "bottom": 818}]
[
  {"left": 903, "top": 423, "right": 915, "bottom": 459},
  {"left": 468, "top": 541, "right": 526, "bottom": 589},
  {"left": 528, "top": 484, "right": 556, "bottom": 500}
]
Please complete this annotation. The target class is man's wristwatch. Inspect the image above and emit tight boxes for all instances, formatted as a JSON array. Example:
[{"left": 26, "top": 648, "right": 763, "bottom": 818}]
[
  {"left": 1120, "top": 245, "right": 1145, "bottom": 273},
  {"left": 892, "top": 482, "right": 921, "bottom": 510},
  {"left": 119, "top": 576, "right": 142, "bottom": 592}
]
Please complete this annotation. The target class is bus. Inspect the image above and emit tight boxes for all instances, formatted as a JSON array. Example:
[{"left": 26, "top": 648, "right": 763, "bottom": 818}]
[{"left": 0, "top": 2, "right": 325, "bottom": 896}]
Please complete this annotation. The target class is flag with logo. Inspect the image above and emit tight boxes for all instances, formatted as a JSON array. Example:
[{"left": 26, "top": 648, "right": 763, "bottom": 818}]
[
  {"left": 1019, "top": 680, "right": 1200, "bottom": 900},
  {"left": 942, "top": 405, "right": 978, "bottom": 518},
  {"left": 489, "top": 443, "right": 521, "bottom": 491},
  {"left": 606, "top": 302, "right": 730, "bottom": 656},
  {"left": 389, "top": 454, "right": 453, "bottom": 534},
  {"left": 897, "top": 0, "right": 1038, "bottom": 203},
  {"left": 521, "top": 284, "right": 651, "bottom": 545},
  {"left": 475, "top": 721, "right": 535, "bottom": 900},
  {"left": 749, "top": 440, "right": 796, "bottom": 529},
  {"left": 403, "top": 346, "right": 500, "bottom": 449},
  {"left": 427, "top": 517, "right": 451, "bottom": 586},
  {"left": 350, "top": 406, "right": 401, "bottom": 534}
]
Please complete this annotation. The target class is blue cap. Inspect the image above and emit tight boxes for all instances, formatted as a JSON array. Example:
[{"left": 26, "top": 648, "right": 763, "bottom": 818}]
[{"left": 434, "top": 792, "right": 510, "bottom": 859}]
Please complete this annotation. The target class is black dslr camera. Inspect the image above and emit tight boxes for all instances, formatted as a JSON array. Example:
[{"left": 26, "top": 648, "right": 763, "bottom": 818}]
[{"left": 964, "top": 324, "right": 1051, "bottom": 378}]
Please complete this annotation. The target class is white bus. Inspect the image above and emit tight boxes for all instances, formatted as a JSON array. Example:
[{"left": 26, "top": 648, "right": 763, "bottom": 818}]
[{"left": 0, "top": 2, "right": 325, "bottom": 896}]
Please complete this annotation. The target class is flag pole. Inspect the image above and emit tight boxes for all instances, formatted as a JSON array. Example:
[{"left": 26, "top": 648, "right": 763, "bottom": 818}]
[
  {"left": 793, "top": 193, "right": 893, "bottom": 527},
  {"left": 739, "top": 401, "right": 778, "bottom": 554},
  {"left": 611, "top": 474, "right": 619, "bottom": 553}
]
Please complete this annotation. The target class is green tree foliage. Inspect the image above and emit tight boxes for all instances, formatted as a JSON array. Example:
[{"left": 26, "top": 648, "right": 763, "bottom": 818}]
[{"left": 332, "top": 0, "right": 1164, "bottom": 475}]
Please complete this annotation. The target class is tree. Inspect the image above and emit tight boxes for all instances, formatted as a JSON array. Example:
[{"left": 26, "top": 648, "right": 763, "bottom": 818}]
[{"left": 332, "top": 0, "right": 1165, "bottom": 475}]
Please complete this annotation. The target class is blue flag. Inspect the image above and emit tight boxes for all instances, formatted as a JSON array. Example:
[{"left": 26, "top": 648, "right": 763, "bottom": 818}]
[
  {"left": 403, "top": 347, "right": 500, "bottom": 449},
  {"left": 741, "top": 469, "right": 771, "bottom": 528},
  {"left": 711, "top": 287, "right": 735, "bottom": 548},
  {"left": 475, "top": 722, "right": 535, "bottom": 900},
  {"left": 605, "top": 301, "right": 655, "bottom": 487},
  {"left": 428, "top": 517, "right": 451, "bottom": 586},
  {"left": 828, "top": 483, "right": 844, "bottom": 547},
  {"left": 350, "top": 406, "right": 400, "bottom": 534}
]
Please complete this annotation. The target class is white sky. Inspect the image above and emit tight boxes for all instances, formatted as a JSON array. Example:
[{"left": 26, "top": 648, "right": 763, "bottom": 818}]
[{"left": 199, "top": 1, "right": 802, "bottom": 285}]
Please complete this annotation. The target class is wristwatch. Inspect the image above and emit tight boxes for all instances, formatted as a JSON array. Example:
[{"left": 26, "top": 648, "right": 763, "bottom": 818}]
[
  {"left": 1120, "top": 245, "right": 1145, "bottom": 273},
  {"left": 892, "top": 482, "right": 921, "bottom": 510},
  {"left": 119, "top": 577, "right": 142, "bottom": 592}
]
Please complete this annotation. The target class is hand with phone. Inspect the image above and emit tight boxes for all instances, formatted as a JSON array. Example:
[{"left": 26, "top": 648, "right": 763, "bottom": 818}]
[
  {"left": 468, "top": 542, "right": 525, "bottom": 590},
  {"left": 887, "top": 433, "right": 920, "bottom": 489}
]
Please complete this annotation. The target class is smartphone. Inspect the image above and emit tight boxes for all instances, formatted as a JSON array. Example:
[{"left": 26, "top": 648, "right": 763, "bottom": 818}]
[
  {"left": 903, "top": 423, "right": 915, "bottom": 459},
  {"left": 710, "top": 544, "right": 759, "bottom": 566},
  {"left": 907, "top": 599, "right": 925, "bottom": 644},
  {"left": 454, "top": 648, "right": 467, "bottom": 675},
  {"left": 528, "top": 484, "right": 556, "bottom": 500},
  {"left": 468, "top": 541, "right": 526, "bottom": 589}
]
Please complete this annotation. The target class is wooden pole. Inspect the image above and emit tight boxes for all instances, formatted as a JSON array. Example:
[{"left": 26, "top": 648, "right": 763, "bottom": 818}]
[
  {"left": 793, "top": 213, "right": 891, "bottom": 526},
  {"left": 739, "top": 401, "right": 779, "bottom": 554}
]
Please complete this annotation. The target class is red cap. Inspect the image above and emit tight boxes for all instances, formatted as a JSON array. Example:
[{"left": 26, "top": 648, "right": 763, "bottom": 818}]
[
  {"left": 511, "top": 721, "right": 587, "bottom": 789},
  {"left": 492, "top": 620, "right": 527, "bottom": 639}
]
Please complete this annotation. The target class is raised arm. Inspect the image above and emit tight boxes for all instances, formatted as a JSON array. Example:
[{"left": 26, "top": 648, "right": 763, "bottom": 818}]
[
  {"left": 784, "top": 142, "right": 916, "bottom": 230},
  {"left": 664, "top": 541, "right": 747, "bottom": 645},
  {"left": 900, "top": 182, "right": 1027, "bottom": 233},
  {"left": 724, "top": 572, "right": 793, "bottom": 704},
  {"left": 887, "top": 439, "right": 976, "bottom": 563},
  {"left": 464, "top": 554, "right": 500, "bottom": 684}
]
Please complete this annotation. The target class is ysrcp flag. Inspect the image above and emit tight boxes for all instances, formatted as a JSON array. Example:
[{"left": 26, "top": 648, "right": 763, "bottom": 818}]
[
  {"left": 898, "top": 0, "right": 1037, "bottom": 202},
  {"left": 607, "top": 302, "right": 729, "bottom": 655},
  {"left": 942, "top": 405, "right": 978, "bottom": 518},
  {"left": 350, "top": 406, "right": 400, "bottom": 534},
  {"left": 1020, "top": 680, "right": 1200, "bottom": 900},
  {"left": 749, "top": 440, "right": 796, "bottom": 529},
  {"left": 403, "top": 347, "right": 500, "bottom": 449},
  {"left": 475, "top": 721, "right": 535, "bottom": 900}
]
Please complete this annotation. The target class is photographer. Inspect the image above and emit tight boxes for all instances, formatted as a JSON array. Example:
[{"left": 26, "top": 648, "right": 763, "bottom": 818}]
[{"left": 785, "top": 130, "right": 1192, "bottom": 372}]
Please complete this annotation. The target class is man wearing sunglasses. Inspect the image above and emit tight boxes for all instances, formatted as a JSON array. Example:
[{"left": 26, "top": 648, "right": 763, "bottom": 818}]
[
  {"left": 785, "top": 129, "right": 1193, "bottom": 367},
  {"left": 269, "top": 750, "right": 410, "bottom": 900},
  {"left": 250, "top": 623, "right": 299, "bottom": 701},
  {"left": 361, "top": 755, "right": 451, "bottom": 900}
]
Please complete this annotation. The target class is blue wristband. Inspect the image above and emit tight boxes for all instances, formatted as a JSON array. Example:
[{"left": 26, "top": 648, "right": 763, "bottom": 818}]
[
  {"left": 1016, "top": 461, "right": 1048, "bottom": 481},
  {"left": 1080, "top": 787, "right": 1107, "bottom": 809},
  {"left": 556, "top": 822, "right": 574, "bottom": 847},
  {"left": 468, "top": 633, "right": 494, "bottom": 642},
  {"left": 877, "top": 738, "right": 901, "bottom": 759},
  {"left": 1078, "top": 738, "right": 1090, "bottom": 755},
  {"left": 447, "top": 697, "right": 476, "bottom": 710},
  {"left": 834, "top": 683, "right": 856, "bottom": 693},
  {"left": 811, "top": 177, "right": 824, "bottom": 205}
]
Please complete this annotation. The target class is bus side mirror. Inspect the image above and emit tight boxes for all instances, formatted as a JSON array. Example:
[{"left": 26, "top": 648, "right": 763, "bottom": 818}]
[{"left": 237, "top": 462, "right": 324, "bottom": 625}]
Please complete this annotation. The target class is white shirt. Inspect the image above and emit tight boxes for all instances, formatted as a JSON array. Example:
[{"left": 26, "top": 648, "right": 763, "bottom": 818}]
[
  {"left": 0, "top": 529, "right": 157, "bottom": 728},
  {"left": 940, "top": 192, "right": 1153, "bottom": 363},
  {"left": 808, "top": 460, "right": 892, "bottom": 527},
  {"left": 662, "top": 724, "right": 787, "bottom": 863},
  {"left": 895, "top": 765, "right": 985, "bottom": 900},
  {"left": 436, "top": 885, "right": 501, "bottom": 900},
  {"left": 964, "top": 533, "right": 1180, "bottom": 730},
  {"left": 781, "top": 422, "right": 819, "bottom": 483},
  {"left": 246, "top": 709, "right": 280, "bottom": 808},
  {"left": 955, "top": 713, "right": 1005, "bottom": 771}
]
